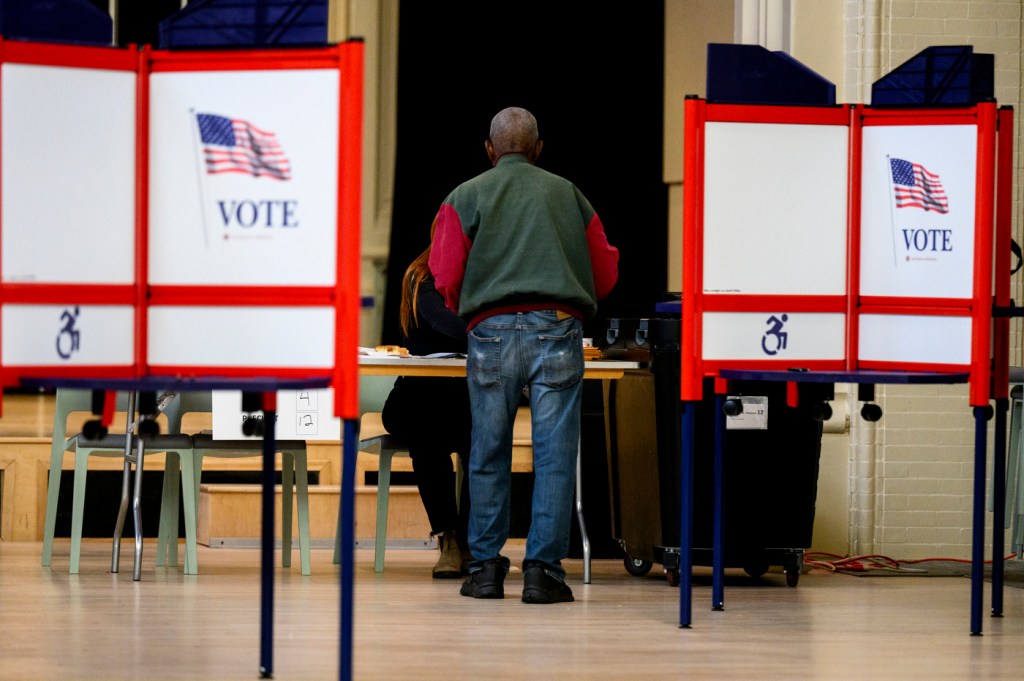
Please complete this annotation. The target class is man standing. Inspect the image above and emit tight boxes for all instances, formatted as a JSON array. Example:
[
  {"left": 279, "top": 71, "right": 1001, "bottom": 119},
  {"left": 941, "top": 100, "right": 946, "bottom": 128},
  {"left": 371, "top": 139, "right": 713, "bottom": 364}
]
[{"left": 430, "top": 107, "right": 619, "bottom": 604}]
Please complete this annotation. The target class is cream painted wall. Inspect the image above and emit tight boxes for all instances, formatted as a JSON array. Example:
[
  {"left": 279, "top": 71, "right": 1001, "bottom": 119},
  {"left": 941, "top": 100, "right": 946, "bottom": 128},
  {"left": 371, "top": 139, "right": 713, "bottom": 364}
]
[
  {"left": 786, "top": 0, "right": 843, "bottom": 89},
  {"left": 664, "top": 0, "right": 734, "bottom": 295},
  {"left": 791, "top": 1, "right": 845, "bottom": 88},
  {"left": 338, "top": 0, "right": 399, "bottom": 347}
]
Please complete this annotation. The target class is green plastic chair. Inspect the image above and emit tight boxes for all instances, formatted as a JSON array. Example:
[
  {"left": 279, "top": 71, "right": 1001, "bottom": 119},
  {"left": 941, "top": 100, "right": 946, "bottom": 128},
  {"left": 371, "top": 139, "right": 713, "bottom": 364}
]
[
  {"left": 333, "top": 374, "right": 405, "bottom": 572},
  {"left": 178, "top": 391, "right": 312, "bottom": 576},
  {"left": 334, "top": 375, "right": 464, "bottom": 573},
  {"left": 41, "top": 389, "right": 194, "bottom": 574}
]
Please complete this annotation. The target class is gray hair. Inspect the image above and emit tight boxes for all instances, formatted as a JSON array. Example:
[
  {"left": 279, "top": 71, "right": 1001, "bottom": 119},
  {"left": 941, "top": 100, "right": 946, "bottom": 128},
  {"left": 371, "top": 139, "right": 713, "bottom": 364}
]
[{"left": 488, "top": 107, "right": 539, "bottom": 156}]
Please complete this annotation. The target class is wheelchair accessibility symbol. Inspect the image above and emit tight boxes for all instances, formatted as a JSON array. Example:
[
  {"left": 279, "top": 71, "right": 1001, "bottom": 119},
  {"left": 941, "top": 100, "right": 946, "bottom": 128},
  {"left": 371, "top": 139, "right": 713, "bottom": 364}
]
[
  {"left": 761, "top": 314, "right": 788, "bottom": 356},
  {"left": 56, "top": 306, "right": 80, "bottom": 360}
]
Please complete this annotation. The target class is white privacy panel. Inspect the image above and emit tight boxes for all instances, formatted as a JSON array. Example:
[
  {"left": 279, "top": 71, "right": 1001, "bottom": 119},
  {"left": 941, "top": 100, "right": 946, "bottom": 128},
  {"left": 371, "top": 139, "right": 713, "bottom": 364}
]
[
  {"left": 147, "top": 306, "right": 335, "bottom": 368},
  {"left": 148, "top": 68, "right": 340, "bottom": 286},
  {"left": 2, "top": 304, "right": 135, "bottom": 365},
  {"left": 860, "top": 124, "right": 977, "bottom": 298},
  {"left": 701, "top": 312, "right": 846, "bottom": 361},
  {"left": 1, "top": 63, "right": 137, "bottom": 284},
  {"left": 702, "top": 122, "right": 848, "bottom": 296},
  {"left": 858, "top": 314, "right": 972, "bottom": 365}
]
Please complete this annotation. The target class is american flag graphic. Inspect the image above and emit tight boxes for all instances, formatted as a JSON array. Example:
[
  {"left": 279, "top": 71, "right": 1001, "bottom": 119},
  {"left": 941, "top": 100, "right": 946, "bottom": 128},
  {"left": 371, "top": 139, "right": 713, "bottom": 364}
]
[
  {"left": 195, "top": 113, "right": 292, "bottom": 180},
  {"left": 889, "top": 157, "right": 948, "bottom": 213}
]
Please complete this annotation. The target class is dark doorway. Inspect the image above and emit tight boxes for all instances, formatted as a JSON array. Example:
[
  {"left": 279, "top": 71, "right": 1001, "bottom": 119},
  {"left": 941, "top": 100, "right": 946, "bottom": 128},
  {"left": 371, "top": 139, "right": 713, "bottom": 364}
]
[
  {"left": 385, "top": 1, "right": 668, "bottom": 344},
  {"left": 115, "top": 0, "right": 181, "bottom": 46},
  {"left": 387, "top": 2, "right": 667, "bottom": 560}
]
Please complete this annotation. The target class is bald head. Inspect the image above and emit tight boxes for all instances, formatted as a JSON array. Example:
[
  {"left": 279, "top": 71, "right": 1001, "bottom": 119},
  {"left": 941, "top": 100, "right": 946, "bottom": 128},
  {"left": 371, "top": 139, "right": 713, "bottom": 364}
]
[{"left": 486, "top": 107, "right": 542, "bottom": 165}]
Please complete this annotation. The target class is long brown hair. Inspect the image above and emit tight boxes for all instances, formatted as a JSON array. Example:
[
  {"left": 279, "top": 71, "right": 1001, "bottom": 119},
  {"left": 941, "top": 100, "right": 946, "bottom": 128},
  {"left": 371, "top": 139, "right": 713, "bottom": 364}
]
[{"left": 398, "top": 216, "right": 437, "bottom": 338}]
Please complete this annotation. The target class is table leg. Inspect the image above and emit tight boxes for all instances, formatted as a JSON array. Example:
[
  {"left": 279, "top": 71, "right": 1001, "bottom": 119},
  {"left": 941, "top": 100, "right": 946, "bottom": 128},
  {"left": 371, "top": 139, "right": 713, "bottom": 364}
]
[
  {"left": 575, "top": 440, "right": 591, "bottom": 584},
  {"left": 111, "top": 390, "right": 137, "bottom": 574},
  {"left": 131, "top": 434, "right": 146, "bottom": 581}
]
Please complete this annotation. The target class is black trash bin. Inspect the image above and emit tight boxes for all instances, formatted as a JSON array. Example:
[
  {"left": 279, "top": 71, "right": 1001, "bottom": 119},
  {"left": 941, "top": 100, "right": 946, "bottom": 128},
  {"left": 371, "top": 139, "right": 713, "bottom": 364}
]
[{"left": 603, "top": 316, "right": 825, "bottom": 587}]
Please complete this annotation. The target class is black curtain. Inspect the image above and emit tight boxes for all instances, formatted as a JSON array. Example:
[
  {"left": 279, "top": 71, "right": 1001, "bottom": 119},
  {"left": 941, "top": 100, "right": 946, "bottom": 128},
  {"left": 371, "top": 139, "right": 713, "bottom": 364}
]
[
  {"left": 385, "top": 1, "right": 668, "bottom": 344},
  {"left": 113, "top": 0, "right": 181, "bottom": 46}
]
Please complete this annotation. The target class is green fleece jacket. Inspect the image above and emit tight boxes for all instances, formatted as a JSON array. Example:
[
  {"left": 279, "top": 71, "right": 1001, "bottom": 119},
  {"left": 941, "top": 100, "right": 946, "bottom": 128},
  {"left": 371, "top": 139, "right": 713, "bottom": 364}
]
[{"left": 429, "top": 154, "right": 619, "bottom": 328}]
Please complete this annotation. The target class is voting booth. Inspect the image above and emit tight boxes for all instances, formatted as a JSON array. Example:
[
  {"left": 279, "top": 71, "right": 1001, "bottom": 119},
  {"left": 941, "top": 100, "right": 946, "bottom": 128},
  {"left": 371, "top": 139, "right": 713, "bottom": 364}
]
[
  {"left": 679, "top": 45, "right": 1014, "bottom": 634},
  {"left": 0, "top": 38, "right": 362, "bottom": 418},
  {"left": 682, "top": 100, "right": 1003, "bottom": 402},
  {"left": 0, "top": 36, "right": 364, "bottom": 679}
]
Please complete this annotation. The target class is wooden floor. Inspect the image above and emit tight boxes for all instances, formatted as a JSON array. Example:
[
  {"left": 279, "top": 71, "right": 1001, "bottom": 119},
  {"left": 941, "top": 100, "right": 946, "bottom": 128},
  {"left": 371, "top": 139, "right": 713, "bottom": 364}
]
[{"left": 2, "top": 539, "right": 1023, "bottom": 680}]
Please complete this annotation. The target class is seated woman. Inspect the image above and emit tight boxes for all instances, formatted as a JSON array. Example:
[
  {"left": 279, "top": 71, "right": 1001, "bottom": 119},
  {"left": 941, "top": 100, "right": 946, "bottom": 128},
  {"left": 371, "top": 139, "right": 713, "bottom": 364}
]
[{"left": 381, "top": 222, "right": 472, "bottom": 578}]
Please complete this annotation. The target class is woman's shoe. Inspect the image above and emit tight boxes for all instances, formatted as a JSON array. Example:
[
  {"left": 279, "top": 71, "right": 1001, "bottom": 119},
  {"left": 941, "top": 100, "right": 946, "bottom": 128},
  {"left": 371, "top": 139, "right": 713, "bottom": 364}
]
[{"left": 432, "top": 531, "right": 463, "bottom": 579}]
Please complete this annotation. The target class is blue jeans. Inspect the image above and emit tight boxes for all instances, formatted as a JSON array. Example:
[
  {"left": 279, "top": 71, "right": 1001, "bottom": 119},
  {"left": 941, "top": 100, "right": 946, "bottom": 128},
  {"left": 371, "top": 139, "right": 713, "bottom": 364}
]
[{"left": 466, "top": 310, "right": 584, "bottom": 580}]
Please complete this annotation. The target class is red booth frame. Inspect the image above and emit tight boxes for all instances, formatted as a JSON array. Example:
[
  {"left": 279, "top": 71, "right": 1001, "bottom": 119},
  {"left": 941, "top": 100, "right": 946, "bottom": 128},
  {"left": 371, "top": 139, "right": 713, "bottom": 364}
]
[
  {"left": 680, "top": 96, "right": 1014, "bottom": 635},
  {"left": 0, "top": 37, "right": 363, "bottom": 420},
  {"left": 681, "top": 99, "right": 1009, "bottom": 408}
]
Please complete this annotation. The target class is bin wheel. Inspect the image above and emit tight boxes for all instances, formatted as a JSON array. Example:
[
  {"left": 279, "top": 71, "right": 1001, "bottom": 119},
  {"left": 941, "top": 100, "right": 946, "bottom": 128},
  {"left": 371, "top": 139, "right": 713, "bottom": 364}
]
[
  {"left": 743, "top": 562, "right": 769, "bottom": 579},
  {"left": 860, "top": 403, "right": 883, "bottom": 422},
  {"left": 783, "top": 550, "right": 803, "bottom": 587},
  {"left": 665, "top": 568, "right": 680, "bottom": 587},
  {"left": 623, "top": 555, "right": 653, "bottom": 577}
]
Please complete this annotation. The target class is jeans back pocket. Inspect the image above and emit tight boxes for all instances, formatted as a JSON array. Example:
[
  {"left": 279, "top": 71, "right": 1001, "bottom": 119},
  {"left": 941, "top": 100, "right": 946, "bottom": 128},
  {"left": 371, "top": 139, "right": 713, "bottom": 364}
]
[
  {"left": 539, "top": 326, "right": 583, "bottom": 389},
  {"left": 468, "top": 332, "right": 502, "bottom": 388}
]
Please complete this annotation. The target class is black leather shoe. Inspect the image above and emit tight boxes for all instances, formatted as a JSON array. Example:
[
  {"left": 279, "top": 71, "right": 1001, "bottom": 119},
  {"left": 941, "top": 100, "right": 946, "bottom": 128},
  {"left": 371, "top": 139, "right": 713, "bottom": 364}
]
[
  {"left": 521, "top": 562, "right": 574, "bottom": 604},
  {"left": 459, "top": 558, "right": 507, "bottom": 599}
]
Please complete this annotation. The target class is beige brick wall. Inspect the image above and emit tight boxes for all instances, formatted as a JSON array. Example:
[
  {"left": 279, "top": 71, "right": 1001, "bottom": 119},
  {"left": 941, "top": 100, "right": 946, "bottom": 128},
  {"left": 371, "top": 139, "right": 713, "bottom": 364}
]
[{"left": 843, "top": 0, "right": 1023, "bottom": 560}]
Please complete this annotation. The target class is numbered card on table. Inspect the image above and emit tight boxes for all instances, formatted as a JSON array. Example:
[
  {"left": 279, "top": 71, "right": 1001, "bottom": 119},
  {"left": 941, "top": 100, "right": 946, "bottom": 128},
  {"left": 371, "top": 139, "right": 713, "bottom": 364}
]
[{"left": 211, "top": 388, "right": 342, "bottom": 440}]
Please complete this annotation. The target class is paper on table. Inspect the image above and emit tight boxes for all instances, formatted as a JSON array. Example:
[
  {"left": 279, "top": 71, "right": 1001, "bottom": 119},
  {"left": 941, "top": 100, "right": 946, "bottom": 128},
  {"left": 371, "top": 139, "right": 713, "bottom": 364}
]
[{"left": 358, "top": 347, "right": 464, "bottom": 359}]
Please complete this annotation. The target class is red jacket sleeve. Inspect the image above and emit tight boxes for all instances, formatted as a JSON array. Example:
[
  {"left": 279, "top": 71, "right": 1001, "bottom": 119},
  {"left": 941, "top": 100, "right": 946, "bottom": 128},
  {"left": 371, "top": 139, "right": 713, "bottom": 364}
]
[
  {"left": 428, "top": 203, "right": 471, "bottom": 313},
  {"left": 586, "top": 213, "right": 619, "bottom": 300}
]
